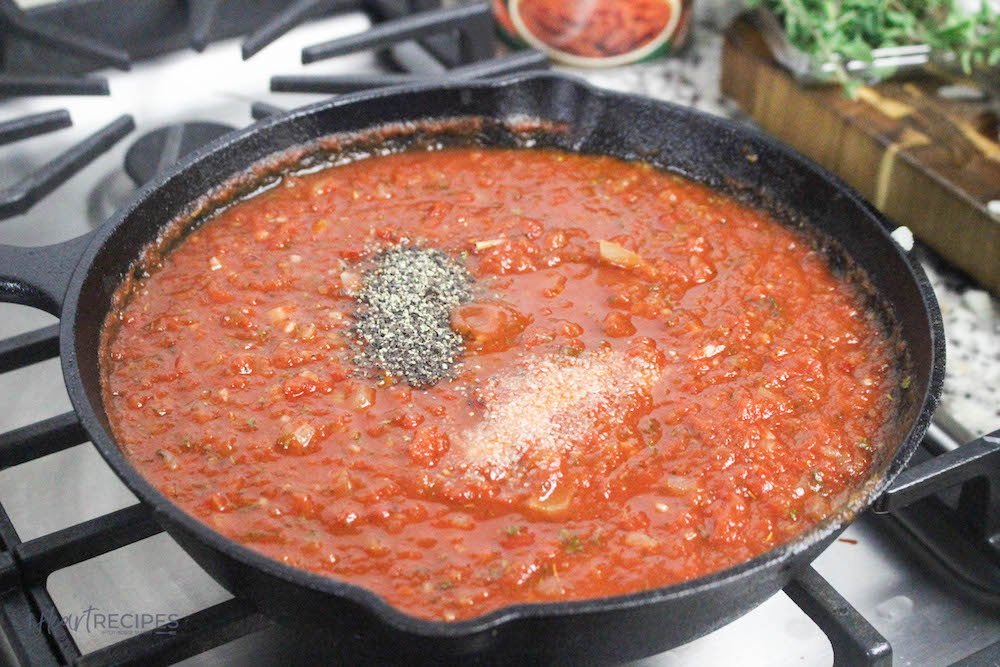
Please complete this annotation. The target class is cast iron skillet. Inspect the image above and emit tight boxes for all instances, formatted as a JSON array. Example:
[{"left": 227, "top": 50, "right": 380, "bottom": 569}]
[{"left": 0, "top": 73, "right": 944, "bottom": 663}]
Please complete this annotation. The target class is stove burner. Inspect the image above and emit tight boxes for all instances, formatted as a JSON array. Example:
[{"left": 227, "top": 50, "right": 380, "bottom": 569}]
[{"left": 124, "top": 122, "right": 236, "bottom": 187}]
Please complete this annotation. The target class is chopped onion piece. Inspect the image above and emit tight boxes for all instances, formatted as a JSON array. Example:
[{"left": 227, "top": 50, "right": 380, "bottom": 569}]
[
  {"left": 156, "top": 449, "right": 179, "bottom": 471},
  {"left": 524, "top": 483, "right": 574, "bottom": 516},
  {"left": 598, "top": 240, "right": 644, "bottom": 269},
  {"left": 691, "top": 343, "right": 726, "bottom": 360},
  {"left": 341, "top": 271, "right": 363, "bottom": 296},
  {"left": 267, "top": 307, "right": 289, "bottom": 323},
  {"left": 624, "top": 531, "right": 660, "bottom": 550},
  {"left": 475, "top": 238, "right": 505, "bottom": 251},
  {"left": 293, "top": 424, "right": 315, "bottom": 447}
]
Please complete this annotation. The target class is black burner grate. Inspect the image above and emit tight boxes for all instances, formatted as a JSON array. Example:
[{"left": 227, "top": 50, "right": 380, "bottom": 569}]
[
  {"left": 2, "top": 0, "right": 345, "bottom": 74},
  {"left": 0, "top": 0, "right": 129, "bottom": 70},
  {"left": 0, "top": 115, "right": 134, "bottom": 219},
  {"left": 2, "top": 0, "right": 498, "bottom": 76},
  {"left": 0, "top": 77, "right": 110, "bottom": 98},
  {"left": 301, "top": 2, "right": 493, "bottom": 65},
  {"left": 0, "top": 0, "right": 127, "bottom": 96},
  {"left": 0, "top": 325, "right": 59, "bottom": 376},
  {"left": 271, "top": 49, "right": 549, "bottom": 94},
  {"left": 240, "top": 0, "right": 362, "bottom": 60},
  {"left": 872, "top": 424, "right": 1000, "bottom": 608},
  {"left": 0, "top": 112, "right": 72, "bottom": 146}
]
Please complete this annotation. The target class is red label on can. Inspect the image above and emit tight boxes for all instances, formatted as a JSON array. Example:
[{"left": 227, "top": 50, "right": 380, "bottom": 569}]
[{"left": 494, "top": 0, "right": 693, "bottom": 67}]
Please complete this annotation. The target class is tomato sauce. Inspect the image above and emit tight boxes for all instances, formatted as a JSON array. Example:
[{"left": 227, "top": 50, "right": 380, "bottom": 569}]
[{"left": 101, "top": 147, "right": 900, "bottom": 621}]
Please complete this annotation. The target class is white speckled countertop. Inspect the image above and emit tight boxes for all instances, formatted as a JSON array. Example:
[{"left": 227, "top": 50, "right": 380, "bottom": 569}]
[{"left": 571, "top": 7, "right": 1000, "bottom": 439}]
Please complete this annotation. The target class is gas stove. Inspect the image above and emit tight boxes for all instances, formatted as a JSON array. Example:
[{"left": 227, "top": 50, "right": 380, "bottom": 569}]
[{"left": 0, "top": 1, "right": 998, "bottom": 665}]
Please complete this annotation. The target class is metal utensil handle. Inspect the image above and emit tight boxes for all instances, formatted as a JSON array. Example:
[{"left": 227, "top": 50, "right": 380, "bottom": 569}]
[{"left": 0, "top": 231, "right": 95, "bottom": 316}]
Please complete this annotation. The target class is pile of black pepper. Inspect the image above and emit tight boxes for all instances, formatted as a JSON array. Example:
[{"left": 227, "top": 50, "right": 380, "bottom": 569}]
[{"left": 353, "top": 247, "right": 472, "bottom": 387}]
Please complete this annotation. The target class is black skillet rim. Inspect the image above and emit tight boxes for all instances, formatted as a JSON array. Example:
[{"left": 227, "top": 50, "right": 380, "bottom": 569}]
[{"left": 59, "top": 72, "right": 946, "bottom": 638}]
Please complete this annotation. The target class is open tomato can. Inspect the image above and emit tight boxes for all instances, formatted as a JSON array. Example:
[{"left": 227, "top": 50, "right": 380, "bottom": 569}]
[{"left": 493, "top": 0, "right": 694, "bottom": 68}]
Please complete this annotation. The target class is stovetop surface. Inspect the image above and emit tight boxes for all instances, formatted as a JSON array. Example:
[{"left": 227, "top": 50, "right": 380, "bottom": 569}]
[{"left": 0, "top": 5, "right": 998, "bottom": 665}]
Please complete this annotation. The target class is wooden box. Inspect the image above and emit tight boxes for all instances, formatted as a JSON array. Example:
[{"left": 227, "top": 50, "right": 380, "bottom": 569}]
[{"left": 721, "top": 17, "right": 1000, "bottom": 294}]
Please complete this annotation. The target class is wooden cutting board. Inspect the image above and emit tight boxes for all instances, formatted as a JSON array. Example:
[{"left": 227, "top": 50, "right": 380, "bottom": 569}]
[{"left": 721, "top": 16, "right": 1000, "bottom": 294}]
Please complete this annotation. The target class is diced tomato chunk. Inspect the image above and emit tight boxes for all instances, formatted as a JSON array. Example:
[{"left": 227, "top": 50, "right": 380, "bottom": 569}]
[
  {"left": 409, "top": 425, "right": 450, "bottom": 467},
  {"left": 603, "top": 311, "right": 636, "bottom": 337},
  {"left": 451, "top": 301, "right": 529, "bottom": 353}
]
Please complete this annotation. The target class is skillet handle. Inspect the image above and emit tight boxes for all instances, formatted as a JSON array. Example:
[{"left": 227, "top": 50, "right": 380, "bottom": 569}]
[
  {"left": 0, "top": 231, "right": 96, "bottom": 316},
  {"left": 873, "top": 429, "right": 1000, "bottom": 513}
]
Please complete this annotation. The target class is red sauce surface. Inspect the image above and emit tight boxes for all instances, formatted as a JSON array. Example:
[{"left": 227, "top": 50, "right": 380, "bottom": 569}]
[{"left": 102, "top": 147, "right": 899, "bottom": 621}]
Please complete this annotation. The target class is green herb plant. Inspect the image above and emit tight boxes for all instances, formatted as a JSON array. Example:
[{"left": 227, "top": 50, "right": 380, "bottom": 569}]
[{"left": 747, "top": 0, "right": 1000, "bottom": 90}]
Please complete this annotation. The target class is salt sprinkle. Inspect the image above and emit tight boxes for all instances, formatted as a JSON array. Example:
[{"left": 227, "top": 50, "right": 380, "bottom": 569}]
[{"left": 453, "top": 349, "right": 661, "bottom": 486}]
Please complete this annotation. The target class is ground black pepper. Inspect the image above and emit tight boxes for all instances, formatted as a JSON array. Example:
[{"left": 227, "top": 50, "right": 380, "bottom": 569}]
[{"left": 353, "top": 247, "right": 472, "bottom": 387}]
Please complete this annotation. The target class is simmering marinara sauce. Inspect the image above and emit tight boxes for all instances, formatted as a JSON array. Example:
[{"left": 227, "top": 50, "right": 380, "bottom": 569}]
[{"left": 102, "top": 147, "right": 900, "bottom": 621}]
